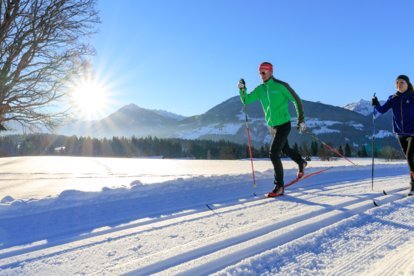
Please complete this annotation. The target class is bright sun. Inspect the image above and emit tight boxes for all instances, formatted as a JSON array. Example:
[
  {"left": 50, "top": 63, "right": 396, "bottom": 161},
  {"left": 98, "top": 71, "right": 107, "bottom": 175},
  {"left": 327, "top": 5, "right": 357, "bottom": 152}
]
[{"left": 70, "top": 77, "right": 110, "bottom": 120}]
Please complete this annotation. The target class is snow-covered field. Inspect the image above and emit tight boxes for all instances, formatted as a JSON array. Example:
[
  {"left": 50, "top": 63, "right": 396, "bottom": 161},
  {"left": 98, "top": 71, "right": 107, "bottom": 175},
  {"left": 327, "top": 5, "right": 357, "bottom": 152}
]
[{"left": 0, "top": 156, "right": 413, "bottom": 275}]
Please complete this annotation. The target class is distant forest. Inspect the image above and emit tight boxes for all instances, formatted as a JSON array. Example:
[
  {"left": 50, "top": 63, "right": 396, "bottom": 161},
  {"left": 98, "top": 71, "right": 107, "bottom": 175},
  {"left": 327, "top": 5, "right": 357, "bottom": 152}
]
[{"left": 0, "top": 133, "right": 404, "bottom": 160}]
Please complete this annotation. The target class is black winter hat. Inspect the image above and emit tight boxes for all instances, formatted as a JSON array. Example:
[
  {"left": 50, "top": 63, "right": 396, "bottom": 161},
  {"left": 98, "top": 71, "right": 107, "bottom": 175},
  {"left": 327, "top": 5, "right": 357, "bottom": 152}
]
[{"left": 396, "top": 75, "right": 411, "bottom": 84}]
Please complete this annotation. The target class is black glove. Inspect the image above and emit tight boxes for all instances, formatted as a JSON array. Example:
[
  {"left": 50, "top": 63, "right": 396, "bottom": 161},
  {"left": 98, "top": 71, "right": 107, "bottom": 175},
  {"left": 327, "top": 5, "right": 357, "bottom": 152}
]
[
  {"left": 371, "top": 96, "right": 380, "bottom": 106},
  {"left": 297, "top": 122, "right": 307, "bottom": 133},
  {"left": 238, "top": 78, "right": 246, "bottom": 90}
]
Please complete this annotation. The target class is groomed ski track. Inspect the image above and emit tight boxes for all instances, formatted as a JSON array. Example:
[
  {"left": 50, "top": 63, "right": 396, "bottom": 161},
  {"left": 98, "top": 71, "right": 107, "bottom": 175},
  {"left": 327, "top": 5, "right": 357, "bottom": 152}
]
[{"left": 1, "top": 167, "right": 414, "bottom": 275}]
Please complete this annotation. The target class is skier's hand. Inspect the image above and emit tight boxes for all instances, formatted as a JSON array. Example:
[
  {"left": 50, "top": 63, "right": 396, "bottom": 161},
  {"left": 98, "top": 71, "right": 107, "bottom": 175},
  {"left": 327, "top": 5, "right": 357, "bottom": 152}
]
[
  {"left": 238, "top": 79, "right": 246, "bottom": 90},
  {"left": 371, "top": 96, "right": 380, "bottom": 106},
  {"left": 297, "top": 122, "right": 307, "bottom": 133}
]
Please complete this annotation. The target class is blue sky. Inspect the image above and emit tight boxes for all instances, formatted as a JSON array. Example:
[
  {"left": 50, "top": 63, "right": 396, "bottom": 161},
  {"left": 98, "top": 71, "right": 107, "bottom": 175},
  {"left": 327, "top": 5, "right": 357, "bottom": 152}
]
[{"left": 91, "top": 0, "right": 414, "bottom": 117}]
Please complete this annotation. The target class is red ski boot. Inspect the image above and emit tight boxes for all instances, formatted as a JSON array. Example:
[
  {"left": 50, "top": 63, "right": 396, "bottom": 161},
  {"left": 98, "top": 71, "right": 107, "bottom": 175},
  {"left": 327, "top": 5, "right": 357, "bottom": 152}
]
[{"left": 267, "top": 181, "right": 285, "bottom": 197}]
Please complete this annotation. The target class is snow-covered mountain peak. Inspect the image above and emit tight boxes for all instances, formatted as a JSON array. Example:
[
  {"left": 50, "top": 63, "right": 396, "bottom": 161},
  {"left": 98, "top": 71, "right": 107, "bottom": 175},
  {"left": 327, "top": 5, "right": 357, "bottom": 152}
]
[
  {"left": 116, "top": 103, "right": 185, "bottom": 121},
  {"left": 343, "top": 99, "right": 373, "bottom": 116}
]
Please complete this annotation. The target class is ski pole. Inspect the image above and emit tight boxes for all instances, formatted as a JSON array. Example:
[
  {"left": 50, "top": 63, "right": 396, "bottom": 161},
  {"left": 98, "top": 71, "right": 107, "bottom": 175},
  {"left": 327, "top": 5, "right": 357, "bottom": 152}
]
[
  {"left": 240, "top": 78, "right": 256, "bottom": 188},
  {"left": 371, "top": 93, "right": 376, "bottom": 191},
  {"left": 303, "top": 130, "right": 359, "bottom": 166}
]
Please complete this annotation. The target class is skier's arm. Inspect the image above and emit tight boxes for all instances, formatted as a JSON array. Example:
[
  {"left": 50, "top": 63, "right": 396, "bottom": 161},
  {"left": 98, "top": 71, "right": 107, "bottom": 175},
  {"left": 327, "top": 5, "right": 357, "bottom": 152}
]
[
  {"left": 239, "top": 86, "right": 260, "bottom": 105},
  {"left": 375, "top": 96, "right": 393, "bottom": 114},
  {"left": 283, "top": 83, "right": 305, "bottom": 123}
]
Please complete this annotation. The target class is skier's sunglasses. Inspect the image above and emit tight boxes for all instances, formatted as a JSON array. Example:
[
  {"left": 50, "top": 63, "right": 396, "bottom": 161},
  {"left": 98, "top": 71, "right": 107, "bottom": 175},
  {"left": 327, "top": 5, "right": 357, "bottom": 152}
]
[{"left": 260, "top": 71, "right": 268, "bottom": 75}]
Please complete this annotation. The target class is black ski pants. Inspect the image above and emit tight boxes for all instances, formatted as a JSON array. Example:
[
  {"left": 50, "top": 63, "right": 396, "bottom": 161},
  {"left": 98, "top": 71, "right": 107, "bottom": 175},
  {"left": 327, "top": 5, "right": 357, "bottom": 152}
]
[
  {"left": 398, "top": 135, "right": 414, "bottom": 180},
  {"left": 269, "top": 121, "right": 303, "bottom": 185}
]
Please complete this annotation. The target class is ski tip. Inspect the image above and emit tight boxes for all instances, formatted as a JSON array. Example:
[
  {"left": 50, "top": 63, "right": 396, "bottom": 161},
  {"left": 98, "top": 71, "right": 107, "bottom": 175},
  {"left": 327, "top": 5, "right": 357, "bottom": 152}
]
[
  {"left": 383, "top": 190, "right": 387, "bottom": 195},
  {"left": 373, "top": 200, "right": 379, "bottom": 207}
]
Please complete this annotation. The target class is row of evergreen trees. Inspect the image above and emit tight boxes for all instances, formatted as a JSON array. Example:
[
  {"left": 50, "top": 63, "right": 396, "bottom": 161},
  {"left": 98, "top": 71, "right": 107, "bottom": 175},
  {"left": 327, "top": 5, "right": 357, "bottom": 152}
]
[
  {"left": 291, "top": 141, "right": 403, "bottom": 160},
  {"left": 0, "top": 134, "right": 249, "bottom": 159},
  {"left": 0, "top": 133, "right": 404, "bottom": 160}
]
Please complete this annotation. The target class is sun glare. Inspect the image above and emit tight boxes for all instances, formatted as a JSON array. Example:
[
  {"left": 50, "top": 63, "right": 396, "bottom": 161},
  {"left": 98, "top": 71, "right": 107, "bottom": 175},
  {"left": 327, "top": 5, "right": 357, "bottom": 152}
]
[{"left": 70, "top": 77, "right": 111, "bottom": 120}]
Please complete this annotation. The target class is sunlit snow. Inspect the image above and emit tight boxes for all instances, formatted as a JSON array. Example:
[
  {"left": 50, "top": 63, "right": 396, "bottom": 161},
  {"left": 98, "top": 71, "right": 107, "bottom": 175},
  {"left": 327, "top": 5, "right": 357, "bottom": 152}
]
[{"left": 0, "top": 156, "right": 413, "bottom": 275}]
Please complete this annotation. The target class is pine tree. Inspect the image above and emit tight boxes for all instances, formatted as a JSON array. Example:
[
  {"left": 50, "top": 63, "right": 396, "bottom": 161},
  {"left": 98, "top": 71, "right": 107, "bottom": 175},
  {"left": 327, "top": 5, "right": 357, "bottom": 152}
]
[
  {"left": 311, "top": 141, "right": 319, "bottom": 156},
  {"left": 338, "top": 145, "right": 344, "bottom": 156},
  {"left": 358, "top": 145, "right": 368, "bottom": 157},
  {"left": 345, "top": 143, "right": 352, "bottom": 157}
]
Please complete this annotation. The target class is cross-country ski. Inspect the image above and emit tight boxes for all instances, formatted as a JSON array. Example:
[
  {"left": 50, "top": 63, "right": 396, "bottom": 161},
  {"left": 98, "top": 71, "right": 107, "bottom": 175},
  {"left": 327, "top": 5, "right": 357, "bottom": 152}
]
[{"left": 266, "top": 167, "right": 333, "bottom": 197}]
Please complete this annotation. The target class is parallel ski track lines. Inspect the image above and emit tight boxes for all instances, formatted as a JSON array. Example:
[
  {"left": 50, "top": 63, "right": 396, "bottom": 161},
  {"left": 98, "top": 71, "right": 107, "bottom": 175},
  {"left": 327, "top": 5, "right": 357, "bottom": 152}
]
[
  {"left": 120, "top": 180, "right": 409, "bottom": 274},
  {"left": 123, "top": 191, "right": 409, "bottom": 275},
  {"left": 0, "top": 172, "right": 380, "bottom": 260},
  {"left": 369, "top": 238, "right": 414, "bottom": 276},
  {"left": 0, "top": 186, "right": 322, "bottom": 271},
  {"left": 0, "top": 175, "right": 396, "bottom": 261},
  {"left": 323, "top": 201, "right": 414, "bottom": 276},
  {"left": 0, "top": 176, "right": 408, "bottom": 274},
  {"left": 326, "top": 233, "right": 408, "bottom": 275}
]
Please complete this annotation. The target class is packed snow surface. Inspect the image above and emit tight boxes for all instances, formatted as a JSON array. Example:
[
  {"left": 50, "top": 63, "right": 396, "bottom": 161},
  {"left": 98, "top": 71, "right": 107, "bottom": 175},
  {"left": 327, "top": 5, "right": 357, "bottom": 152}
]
[{"left": 0, "top": 156, "right": 413, "bottom": 275}]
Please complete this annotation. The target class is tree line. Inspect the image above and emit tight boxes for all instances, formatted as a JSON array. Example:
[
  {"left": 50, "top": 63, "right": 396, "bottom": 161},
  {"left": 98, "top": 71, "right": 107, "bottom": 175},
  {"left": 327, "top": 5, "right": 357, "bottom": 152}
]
[
  {"left": 0, "top": 134, "right": 250, "bottom": 159},
  {"left": 0, "top": 133, "right": 404, "bottom": 160},
  {"left": 291, "top": 140, "right": 403, "bottom": 160}
]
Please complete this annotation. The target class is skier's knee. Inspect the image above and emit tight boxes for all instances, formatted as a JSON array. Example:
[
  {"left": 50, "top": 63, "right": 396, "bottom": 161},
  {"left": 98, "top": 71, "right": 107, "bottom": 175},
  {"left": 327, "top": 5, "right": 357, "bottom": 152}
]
[{"left": 269, "top": 150, "right": 282, "bottom": 160}]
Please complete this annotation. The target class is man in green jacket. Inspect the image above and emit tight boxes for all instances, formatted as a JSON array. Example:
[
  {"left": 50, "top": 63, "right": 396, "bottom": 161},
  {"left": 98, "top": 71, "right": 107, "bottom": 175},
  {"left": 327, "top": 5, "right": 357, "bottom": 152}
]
[{"left": 238, "top": 62, "right": 307, "bottom": 197}]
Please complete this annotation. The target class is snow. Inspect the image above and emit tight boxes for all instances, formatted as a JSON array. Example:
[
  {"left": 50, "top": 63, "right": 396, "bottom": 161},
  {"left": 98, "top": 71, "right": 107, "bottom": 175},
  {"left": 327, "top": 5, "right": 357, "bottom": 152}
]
[
  {"left": 0, "top": 156, "right": 413, "bottom": 275},
  {"left": 302, "top": 118, "right": 369, "bottom": 135},
  {"left": 373, "top": 129, "right": 395, "bottom": 139},
  {"left": 152, "top": 109, "right": 186, "bottom": 121},
  {"left": 176, "top": 123, "right": 242, "bottom": 138},
  {"left": 344, "top": 99, "right": 373, "bottom": 116},
  {"left": 306, "top": 119, "right": 342, "bottom": 134},
  {"left": 237, "top": 110, "right": 245, "bottom": 121},
  {"left": 349, "top": 121, "right": 364, "bottom": 130}
]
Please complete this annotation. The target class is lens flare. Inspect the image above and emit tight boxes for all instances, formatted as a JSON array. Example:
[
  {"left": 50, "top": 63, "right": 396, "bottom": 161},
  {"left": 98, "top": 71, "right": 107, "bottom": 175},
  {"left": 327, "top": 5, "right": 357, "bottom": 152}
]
[{"left": 69, "top": 75, "right": 111, "bottom": 120}]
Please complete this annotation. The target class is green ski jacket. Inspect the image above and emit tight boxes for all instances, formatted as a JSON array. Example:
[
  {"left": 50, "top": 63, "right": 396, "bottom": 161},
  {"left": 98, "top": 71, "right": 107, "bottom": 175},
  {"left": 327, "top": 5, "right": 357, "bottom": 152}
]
[{"left": 239, "top": 77, "right": 305, "bottom": 127}]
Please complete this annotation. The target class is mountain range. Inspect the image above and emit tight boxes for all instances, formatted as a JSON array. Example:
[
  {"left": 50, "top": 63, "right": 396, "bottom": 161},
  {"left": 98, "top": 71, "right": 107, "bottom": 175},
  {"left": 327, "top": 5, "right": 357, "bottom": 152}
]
[{"left": 56, "top": 97, "right": 397, "bottom": 149}]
